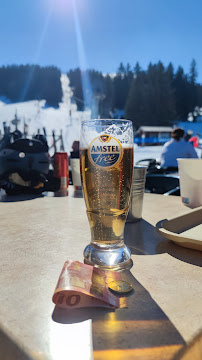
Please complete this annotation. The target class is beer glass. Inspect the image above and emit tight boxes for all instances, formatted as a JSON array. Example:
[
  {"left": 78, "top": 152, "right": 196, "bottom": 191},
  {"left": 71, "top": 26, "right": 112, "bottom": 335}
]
[{"left": 80, "top": 119, "right": 134, "bottom": 269}]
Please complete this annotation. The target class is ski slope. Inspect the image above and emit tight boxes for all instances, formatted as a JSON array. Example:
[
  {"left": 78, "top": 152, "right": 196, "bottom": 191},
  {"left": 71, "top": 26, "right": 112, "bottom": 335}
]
[{"left": 0, "top": 74, "right": 201, "bottom": 160}]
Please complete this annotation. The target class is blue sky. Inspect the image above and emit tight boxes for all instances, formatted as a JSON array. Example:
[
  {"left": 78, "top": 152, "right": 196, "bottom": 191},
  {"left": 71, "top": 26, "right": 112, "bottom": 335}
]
[{"left": 1, "top": 0, "right": 202, "bottom": 81}]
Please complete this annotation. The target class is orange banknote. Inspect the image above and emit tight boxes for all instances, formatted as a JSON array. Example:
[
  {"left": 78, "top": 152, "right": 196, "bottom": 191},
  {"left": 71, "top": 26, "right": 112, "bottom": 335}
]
[{"left": 52, "top": 260, "right": 127, "bottom": 309}]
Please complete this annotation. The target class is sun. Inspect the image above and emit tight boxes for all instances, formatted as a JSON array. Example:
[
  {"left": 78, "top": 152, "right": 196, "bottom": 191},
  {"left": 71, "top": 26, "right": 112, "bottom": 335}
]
[{"left": 44, "top": 0, "right": 85, "bottom": 16}]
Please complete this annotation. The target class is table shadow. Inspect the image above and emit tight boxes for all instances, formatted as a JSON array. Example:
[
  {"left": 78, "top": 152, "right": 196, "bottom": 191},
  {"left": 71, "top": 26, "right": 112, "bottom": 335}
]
[
  {"left": 0, "top": 327, "right": 30, "bottom": 360},
  {"left": 157, "top": 239, "right": 202, "bottom": 268},
  {"left": 52, "top": 219, "right": 201, "bottom": 358},
  {"left": 0, "top": 191, "right": 44, "bottom": 202},
  {"left": 52, "top": 270, "right": 184, "bottom": 358},
  {"left": 125, "top": 219, "right": 202, "bottom": 267}
]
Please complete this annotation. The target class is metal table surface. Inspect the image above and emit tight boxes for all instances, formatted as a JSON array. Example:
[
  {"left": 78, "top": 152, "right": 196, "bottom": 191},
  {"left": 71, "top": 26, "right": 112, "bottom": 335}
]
[{"left": 0, "top": 188, "right": 202, "bottom": 360}]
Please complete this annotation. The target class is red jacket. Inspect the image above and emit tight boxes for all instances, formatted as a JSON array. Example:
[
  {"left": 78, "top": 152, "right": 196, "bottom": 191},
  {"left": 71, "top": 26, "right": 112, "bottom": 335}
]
[{"left": 188, "top": 136, "right": 199, "bottom": 148}]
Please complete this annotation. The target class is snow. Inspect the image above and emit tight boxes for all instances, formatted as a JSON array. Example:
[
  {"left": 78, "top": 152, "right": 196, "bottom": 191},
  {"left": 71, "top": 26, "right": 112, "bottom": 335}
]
[
  {"left": 0, "top": 75, "right": 91, "bottom": 155},
  {"left": 134, "top": 145, "right": 162, "bottom": 163},
  {"left": 0, "top": 74, "right": 202, "bottom": 161}
]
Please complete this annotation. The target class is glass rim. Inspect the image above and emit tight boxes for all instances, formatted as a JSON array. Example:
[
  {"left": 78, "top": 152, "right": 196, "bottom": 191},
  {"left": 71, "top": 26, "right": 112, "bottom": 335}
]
[{"left": 81, "top": 118, "right": 132, "bottom": 124}]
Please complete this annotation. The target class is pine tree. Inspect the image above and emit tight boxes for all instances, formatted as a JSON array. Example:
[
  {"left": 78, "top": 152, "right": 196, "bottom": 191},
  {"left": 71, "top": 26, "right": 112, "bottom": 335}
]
[
  {"left": 134, "top": 62, "right": 141, "bottom": 75},
  {"left": 117, "top": 62, "right": 125, "bottom": 76},
  {"left": 113, "top": 63, "right": 134, "bottom": 110},
  {"left": 166, "top": 62, "right": 174, "bottom": 84},
  {"left": 68, "top": 68, "right": 84, "bottom": 110},
  {"left": 102, "top": 75, "right": 114, "bottom": 118},
  {"left": 188, "top": 59, "right": 198, "bottom": 113},
  {"left": 125, "top": 68, "right": 148, "bottom": 129},
  {"left": 125, "top": 62, "right": 176, "bottom": 128},
  {"left": 189, "top": 59, "right": 198, "bottom": 84},
  {"left": 172, "top": 66, "right": 189, "bottom": 120}
]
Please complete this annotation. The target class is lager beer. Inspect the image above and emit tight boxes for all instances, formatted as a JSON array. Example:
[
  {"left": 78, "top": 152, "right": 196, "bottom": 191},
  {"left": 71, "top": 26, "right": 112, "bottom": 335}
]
[
  {"left": 80, "top": 148, "right": 133, "bottom": 245},
  {"left": 80, "top": 119, "right": 134, "bottom": 269}
]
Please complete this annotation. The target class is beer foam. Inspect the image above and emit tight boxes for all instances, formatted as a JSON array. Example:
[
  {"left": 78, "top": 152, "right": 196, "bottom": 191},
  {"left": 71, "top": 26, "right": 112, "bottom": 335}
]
[
  {"left": 103, "top": 124, "right": 134, "bottom": 146},
  {"left": 80, "top": 121, "right": 134, "bottom": 148}
]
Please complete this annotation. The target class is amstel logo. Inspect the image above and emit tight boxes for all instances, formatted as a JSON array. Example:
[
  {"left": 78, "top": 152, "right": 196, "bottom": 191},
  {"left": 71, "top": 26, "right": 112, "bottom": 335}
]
[
  {"left": 99, "top": 135, "right": 111, "bottom": 143},
  {"left": 88, "top": 134, "right": 123, "bottom": 168}
]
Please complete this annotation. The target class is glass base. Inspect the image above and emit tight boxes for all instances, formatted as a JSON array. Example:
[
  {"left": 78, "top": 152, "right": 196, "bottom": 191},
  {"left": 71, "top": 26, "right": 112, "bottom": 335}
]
[{"left": 83, "top": 243, "right": 133, "bottom": 270}]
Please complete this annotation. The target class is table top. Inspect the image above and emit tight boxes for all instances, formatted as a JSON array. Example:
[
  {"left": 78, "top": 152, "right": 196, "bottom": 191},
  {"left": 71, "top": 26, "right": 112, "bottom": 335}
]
[{"left": 0, "top": 188, "right": 202, "bottom": 360}]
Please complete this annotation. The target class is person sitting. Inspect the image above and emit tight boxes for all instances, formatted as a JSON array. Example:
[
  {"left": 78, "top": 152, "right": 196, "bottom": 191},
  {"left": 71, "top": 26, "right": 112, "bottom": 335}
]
[
  {"left": 69, "top": 141, "right": 80, "bottom": 185},
  {"left": 70, "top": 140, "right": 80, "bottom": 158},
  {"left": 160, "top": 127, "right": 198, "bottom": 169}
]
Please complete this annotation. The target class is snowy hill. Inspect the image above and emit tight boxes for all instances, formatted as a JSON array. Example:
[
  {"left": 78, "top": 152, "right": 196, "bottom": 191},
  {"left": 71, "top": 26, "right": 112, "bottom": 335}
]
[
  {"left": 0, "top": 75, "right": 91, "bottom": 155},
  {"left": 0, "top": 74, "right": 202, "bottom": 162}
]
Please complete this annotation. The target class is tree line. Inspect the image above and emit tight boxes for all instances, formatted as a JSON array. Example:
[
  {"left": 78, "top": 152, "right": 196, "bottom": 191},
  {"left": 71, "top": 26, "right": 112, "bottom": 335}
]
[
  {"left": 0, "top": 61, "right": 201, "bottom": 128},
  {"left": 68, "top": 60, "right": 202, "bottom": 128},
  {"left": 0, "top": 65, "right": 62, "bottom": 107}
]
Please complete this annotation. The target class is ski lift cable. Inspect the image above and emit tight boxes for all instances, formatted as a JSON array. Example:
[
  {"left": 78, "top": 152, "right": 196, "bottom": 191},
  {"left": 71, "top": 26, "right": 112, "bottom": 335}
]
[
  {"left": 72, "top": 94, "right": 105, "bottom": 104},
  {"left": 72, "top": 96, "right": 85, "bottom": 104}
]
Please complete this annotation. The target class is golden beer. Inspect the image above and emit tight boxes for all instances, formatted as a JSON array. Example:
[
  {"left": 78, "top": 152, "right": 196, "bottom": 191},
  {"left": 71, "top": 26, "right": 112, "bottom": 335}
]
[
  {"left": 80, "top": 119, "right": 134, "bottom": 269},
  {"left": 80, "top": 148, "right": 133, "bottom": 246}
]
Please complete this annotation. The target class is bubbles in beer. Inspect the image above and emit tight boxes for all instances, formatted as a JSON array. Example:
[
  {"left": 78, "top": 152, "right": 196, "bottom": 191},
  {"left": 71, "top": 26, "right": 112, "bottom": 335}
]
[{"left": 80, "top": 148, "right": 133, "bottom": 246}]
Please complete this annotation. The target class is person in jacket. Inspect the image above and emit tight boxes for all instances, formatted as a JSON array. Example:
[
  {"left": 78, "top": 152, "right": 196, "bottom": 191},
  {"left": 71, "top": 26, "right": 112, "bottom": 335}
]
[{"left": 160, "top": 127, "right": 198, "bottom": 168}]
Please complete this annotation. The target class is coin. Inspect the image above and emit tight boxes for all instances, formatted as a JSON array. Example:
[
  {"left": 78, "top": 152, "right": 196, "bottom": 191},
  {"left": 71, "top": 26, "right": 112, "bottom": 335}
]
[{"left": 108, "top": 280, "right": 133, "bottom": 294}]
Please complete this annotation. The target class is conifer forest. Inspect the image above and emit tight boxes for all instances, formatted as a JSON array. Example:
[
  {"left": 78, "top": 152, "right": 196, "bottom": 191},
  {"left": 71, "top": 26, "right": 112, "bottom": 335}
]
[{"left": 0, "top": 59, "right": 201, "bottom": 129}]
